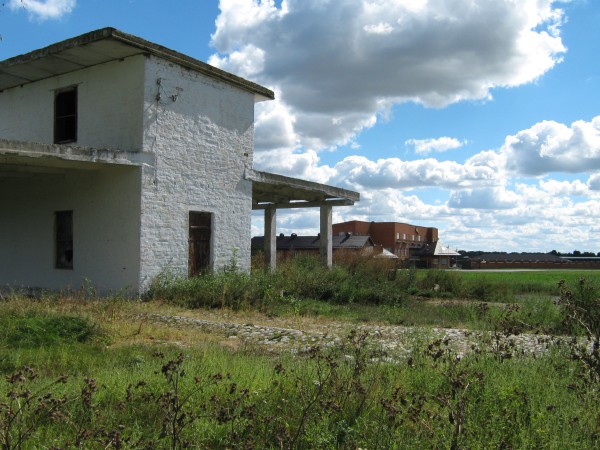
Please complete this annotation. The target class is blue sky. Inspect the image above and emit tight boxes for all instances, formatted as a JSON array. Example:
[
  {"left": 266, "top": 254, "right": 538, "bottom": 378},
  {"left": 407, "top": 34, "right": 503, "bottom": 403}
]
[{"left": 2, "top": 0, "right": 599, "bottom": 253}]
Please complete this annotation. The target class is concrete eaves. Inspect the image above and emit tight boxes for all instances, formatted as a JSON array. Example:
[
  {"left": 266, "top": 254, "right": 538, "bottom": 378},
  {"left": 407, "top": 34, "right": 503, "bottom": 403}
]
[{"left": 0, "top": 27, "right": 275, "bottom": 102}]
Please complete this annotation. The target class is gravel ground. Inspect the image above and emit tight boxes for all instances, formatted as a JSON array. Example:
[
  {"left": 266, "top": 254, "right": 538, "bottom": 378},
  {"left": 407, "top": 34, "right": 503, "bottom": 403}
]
[{"left": 141, "top": 313, "right": 567, "bottom": 359}]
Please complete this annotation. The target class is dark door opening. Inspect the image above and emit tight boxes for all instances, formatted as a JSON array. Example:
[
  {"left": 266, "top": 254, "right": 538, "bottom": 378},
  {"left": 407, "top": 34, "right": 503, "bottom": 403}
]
[{"left": 189, "top": 212, "right": 211, "bottom": 277}]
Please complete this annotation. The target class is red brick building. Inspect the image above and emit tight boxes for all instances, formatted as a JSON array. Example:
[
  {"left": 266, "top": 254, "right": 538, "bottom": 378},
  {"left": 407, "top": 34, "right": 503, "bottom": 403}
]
[{"left": 332, "top": 221, "right": 439, "bottom": 260}]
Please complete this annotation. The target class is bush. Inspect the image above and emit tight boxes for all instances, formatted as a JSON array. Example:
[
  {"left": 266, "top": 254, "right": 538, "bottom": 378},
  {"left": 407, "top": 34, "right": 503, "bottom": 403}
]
[
  {"left": 145, "top": 271, "right": 266, "bottom": 310},
  {"left": 148, "top": 256, "right": 410, "bottom": 309},
  {"left": 416, "top": 269, "right": 464, "bottom": 296}
]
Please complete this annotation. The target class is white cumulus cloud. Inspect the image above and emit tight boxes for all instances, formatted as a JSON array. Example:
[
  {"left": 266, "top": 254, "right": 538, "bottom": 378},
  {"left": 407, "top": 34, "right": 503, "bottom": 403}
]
[
  {"left": 588, "top": 173, "right": 600, "bottom": 191},
  {"left": 406, "top": 137, "right": 466, "bottom": 155},
  {"left": 211, "top": 0, "right": 566, "bottom": 153},
  {"left": 9, "top": 0, "right": 76, "bottom": 21},
  {"left": 502, "top": 116, "right": 600, "bottom": 176},
  {"left": 539, "top": 179, "right": 589, "bottom": 196},
  {"left": 328, "top": 155, "right": 500, "bottom": 191},
  {"left": 448, "top": 187, "right": 519, "bottom": 210}
]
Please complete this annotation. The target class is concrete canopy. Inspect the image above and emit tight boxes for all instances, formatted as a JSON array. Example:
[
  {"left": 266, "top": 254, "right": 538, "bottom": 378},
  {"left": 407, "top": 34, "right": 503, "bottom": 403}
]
[
  {"left": 246, "top": 169, "right": 359, "bottom": 209},
  {"left": 245, "top": 169, "right": 360, "bottom": 271}
]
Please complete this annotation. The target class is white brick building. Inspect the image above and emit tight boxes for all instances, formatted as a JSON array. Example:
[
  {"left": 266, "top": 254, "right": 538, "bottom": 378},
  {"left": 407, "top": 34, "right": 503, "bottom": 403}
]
[{"left": 0, "top": 28, "right": 358, "bottom": 294}]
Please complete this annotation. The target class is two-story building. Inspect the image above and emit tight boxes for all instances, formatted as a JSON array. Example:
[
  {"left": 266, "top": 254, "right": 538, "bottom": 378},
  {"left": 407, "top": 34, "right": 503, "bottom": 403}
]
[{"left": 0, "top": 28, "right": 358, "bottom": 294}]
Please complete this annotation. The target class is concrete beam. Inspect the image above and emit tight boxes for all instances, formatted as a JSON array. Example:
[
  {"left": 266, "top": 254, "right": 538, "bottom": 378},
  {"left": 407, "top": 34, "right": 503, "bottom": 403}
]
[{"left": 253, "top": 199, "right": 354, "bottom": 210}]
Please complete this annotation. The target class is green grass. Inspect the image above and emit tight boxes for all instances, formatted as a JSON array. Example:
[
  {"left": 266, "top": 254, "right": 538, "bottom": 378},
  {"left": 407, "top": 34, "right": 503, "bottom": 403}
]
[
  {"left": 144, "top": 263, "right": 598, "bottom": 333},
  {"left": 0, "top": 318, "right": 598, "bottom": 449},
  {"left": 454, "top": 269, "right": 600, "bottom": 296},
  {"left": 0, "top": 311, "right": 98, "bottom": 348},
  {"left": 1, "top": 265, "right": 599, "bottom": 448}
]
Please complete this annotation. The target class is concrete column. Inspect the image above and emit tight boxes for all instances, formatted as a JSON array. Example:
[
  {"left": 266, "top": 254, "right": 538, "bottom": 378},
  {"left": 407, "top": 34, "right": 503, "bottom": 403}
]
[
  {"left": 264, "top": 207, "right": 277, "bottom": 272},
  {"left": 319, "top": 204, "right": 333, "bottom": 267}
]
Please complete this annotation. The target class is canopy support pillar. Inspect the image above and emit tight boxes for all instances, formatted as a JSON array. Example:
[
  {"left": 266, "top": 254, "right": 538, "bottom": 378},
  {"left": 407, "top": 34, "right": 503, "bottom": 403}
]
[
  {"left": 264, "top": 207, "right": 277, "bottom": 272},
  {"left": 320, "top": 204, "right": 333, "bottom": 267}
]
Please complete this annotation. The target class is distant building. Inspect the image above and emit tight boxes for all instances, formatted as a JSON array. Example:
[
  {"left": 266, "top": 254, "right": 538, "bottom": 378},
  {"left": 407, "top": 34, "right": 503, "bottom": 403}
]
[
  {"left": 251, "top": 233, "right": 375, "bottom": 259},
  {"left": 332, "top": 221, "right": 439, "bottom": 260},
  {"left": 470, "top": 253, "right": 600, "bottom": 270},
  {"left": 415, "top": 241, "right": 461, "bottom": 269}
]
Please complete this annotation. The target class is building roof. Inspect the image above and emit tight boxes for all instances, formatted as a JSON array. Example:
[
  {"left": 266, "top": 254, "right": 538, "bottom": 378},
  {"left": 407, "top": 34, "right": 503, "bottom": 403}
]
[
  {"left": 334, "top": 220, "right": 435, "bottom": 229},
  {"left": 373, "top": 248, "right": 399, "bottom": 259},
  {"left": 416, "top": 241, "right": 460, "bottom": 257},
  {"left": 251, "top": 234, "right": 374, "bottom": 250},
  {"left": 473, "top": 253, "right": 563, "bottom": 263},
  {"left": 0, "top": 27, "right": 274, "bottom": 101}
]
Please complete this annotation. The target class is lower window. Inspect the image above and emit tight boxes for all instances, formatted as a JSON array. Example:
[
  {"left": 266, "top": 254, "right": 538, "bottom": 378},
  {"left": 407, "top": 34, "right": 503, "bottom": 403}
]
[{"left": 55, "top": 210, "right": 73, "bottom": 269}]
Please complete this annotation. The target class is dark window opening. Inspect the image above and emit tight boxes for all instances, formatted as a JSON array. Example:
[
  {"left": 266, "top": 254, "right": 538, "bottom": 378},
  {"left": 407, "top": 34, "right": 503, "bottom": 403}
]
[
  {"left": 54, "top": 87, "right": 77, "bottom": 143},
  {"left": 55, "top": 210, "right": 73, "bottom": 269},
  {"left": 189, "top": 212, "right": 212, "bottom": 277}
]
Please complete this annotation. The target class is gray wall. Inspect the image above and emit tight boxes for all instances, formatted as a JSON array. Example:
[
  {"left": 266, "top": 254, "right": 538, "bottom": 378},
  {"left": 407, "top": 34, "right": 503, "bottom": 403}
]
[
  {"left": 0, "top": 55, "right": 145, "bottom": 152},
  {"left": 0, "top": 164, "right": 141, "bottom": 293}
]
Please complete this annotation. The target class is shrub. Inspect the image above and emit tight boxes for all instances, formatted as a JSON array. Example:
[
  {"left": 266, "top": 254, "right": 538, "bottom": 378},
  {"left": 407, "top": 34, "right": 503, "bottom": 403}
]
[
  {"left": 149, "top": 256, "right": 409, "bottom": 308},
  {"left": 417, "top": 269, "right": 464, "bottom": 296},
  {"left": 145, "top": 271, "right": 265, "bottom": 310}
]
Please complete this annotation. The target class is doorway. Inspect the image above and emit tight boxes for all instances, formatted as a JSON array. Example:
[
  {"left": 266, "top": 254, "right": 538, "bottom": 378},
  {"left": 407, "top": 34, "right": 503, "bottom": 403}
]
[{"left": 188, "top": 211, "right": 211, "bottom": 277}]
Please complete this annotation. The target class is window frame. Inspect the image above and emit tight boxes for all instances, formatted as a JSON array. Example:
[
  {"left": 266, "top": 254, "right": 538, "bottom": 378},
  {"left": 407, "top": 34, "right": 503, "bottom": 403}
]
[{"left": 54, "top": 86, "right": 78, "bottom": 144}]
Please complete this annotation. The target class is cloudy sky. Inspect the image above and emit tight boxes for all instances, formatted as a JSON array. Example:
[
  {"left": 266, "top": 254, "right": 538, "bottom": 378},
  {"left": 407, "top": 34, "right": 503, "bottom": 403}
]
[{"left": 2, "top": 0, "right": 599, "bottom": 253}]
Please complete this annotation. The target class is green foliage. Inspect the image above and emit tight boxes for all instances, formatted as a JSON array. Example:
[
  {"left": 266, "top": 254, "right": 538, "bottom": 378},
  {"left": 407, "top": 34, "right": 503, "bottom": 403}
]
[
  {"left": 467, "top": 276, "right": 510, "bottom": 301},
  {"left": 416, "top": 269, "right": 465, "bottom": 296},
  {"left": 0, "top": 312, "right": 98, "bottom": 348},
  {"left": 145, "top": 270, "right": 261, "bottom": 310},
  {"left": 146, "top": 255, "right": 410, "bottom": 309},
  {"left": 557, "top": 278, "right": 600, "bottom": 385},
  {"left": 457, "top": 270, "right": 600, "bottom": 297},
  {"left": 4, "top": 269, "right": 600, "bottom": 447},
  {"left": 0, "top": 308, "right": 599, "bottom": 448}
]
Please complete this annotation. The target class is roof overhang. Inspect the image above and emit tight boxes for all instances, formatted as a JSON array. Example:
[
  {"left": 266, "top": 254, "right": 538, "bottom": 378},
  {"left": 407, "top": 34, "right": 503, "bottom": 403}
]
[
  {"left": 245, "top": 169, "right": 359, "bottom": 210},
  {"left": 0, "top": 27, "right": 275, "bottom": 102},
  {"left": 0, "top": 139, "right": 151, "bottom": 176}
]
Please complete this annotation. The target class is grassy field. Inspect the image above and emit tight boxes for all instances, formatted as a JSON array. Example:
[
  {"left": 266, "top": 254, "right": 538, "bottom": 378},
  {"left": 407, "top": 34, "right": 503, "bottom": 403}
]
[
  {"left": 451, "top": 269, "right": 600, "bottom": 295},
  {"left": 1, "top": 263, "right": 599, "bottom": 448}
]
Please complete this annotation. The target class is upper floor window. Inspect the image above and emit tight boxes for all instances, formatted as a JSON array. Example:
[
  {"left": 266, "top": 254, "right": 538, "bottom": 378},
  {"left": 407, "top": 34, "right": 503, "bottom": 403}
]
[{"left": 54, "top": 87, "right": 77, "bottom": 143}]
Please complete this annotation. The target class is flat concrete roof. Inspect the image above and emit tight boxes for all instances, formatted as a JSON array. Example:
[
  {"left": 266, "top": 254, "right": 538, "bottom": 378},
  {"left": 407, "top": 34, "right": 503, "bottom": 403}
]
[
  {"left": 246, "top": 169, "right": 360, "bottom": 209},
  {"left": 0, "top": 27, "right": 274, "bottom": 101}
]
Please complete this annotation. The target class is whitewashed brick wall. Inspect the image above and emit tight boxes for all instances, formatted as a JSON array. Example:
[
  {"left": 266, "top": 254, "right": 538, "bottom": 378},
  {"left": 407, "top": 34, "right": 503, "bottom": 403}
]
[{"left": 138, "top": 56, "right": 256, "bottom": 288}]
